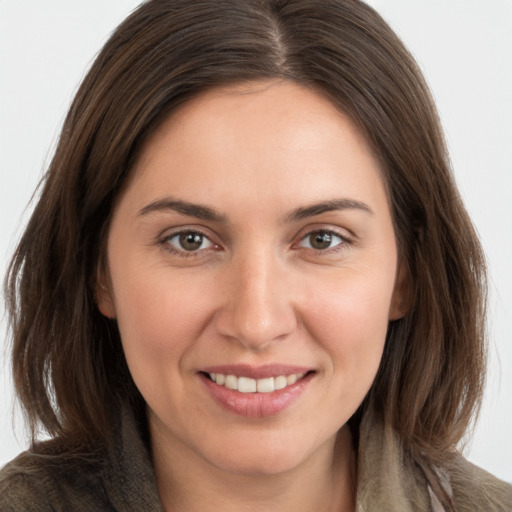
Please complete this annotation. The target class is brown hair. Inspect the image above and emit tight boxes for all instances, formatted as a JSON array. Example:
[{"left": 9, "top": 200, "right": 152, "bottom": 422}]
[{"left": 5, "top": 0, "right": 486, "bottom": 489}]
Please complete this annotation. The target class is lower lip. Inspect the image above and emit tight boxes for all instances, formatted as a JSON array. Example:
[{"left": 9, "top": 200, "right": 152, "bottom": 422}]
[{"left": 200, "top": 373, "right": 314, "bottom": 418}]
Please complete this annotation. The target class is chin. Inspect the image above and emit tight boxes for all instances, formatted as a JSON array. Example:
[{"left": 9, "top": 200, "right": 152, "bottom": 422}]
[
  {"left": 201, "top": 429, "right": 336, "bottom": 478},
  {"left": 212, "top": 451, "right": 305, "bottom": 477}
]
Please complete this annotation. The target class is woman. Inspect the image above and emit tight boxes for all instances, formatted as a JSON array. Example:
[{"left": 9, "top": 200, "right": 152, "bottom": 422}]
[{"left": 1, "top": 1, "right": 511, "bottom": 510}]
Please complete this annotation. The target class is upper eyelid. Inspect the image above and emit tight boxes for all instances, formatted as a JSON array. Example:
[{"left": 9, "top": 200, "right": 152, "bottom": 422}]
[
  {"left": 159, "top": 225, "right": 215, "bottom": 242},
  {"left": 300, "top": 229, "right": 346, "bottom": 241},
  {"left": 293, "top": 224, "right": 355, "bottom": 243},
  {"left": 165, "top": 230, "right": 212, "bottom": 243}
]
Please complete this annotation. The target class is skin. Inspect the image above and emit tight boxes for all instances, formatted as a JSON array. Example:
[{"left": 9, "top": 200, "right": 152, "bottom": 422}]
[{"left": 98, "top": 80, "right": 408, "bottom": 512}]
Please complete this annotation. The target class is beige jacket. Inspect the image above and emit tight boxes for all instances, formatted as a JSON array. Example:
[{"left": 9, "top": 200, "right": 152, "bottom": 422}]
[{"left": 356, "top": 409, "right": 512, "bottom": 511}]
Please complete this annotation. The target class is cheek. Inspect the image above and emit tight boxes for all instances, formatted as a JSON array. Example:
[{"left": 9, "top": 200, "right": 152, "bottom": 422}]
[
  {"left": 302, "top": 271, "right": 393, "bottom": 384},
  {"left": 111, "top": 266, "right": 213, "bottom": 379}
]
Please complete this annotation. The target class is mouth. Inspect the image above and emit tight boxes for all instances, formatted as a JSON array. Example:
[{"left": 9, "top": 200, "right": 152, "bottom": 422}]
[{"left": 198, "top": 366, "right": 315, "bottom": 417}]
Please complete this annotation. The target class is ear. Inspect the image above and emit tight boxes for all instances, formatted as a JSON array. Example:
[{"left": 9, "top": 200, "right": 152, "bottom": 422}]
[
  {"left": 389, "top": 261, "right": 412, "bottom": 321},
  {"left": 95, "top": 267, "right": 117, "bottom": 319}
]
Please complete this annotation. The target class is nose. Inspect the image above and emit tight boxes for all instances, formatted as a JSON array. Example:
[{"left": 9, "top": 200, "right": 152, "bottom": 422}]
[{"left": 214, "top": 250, "right": 298, "bottom": 351}]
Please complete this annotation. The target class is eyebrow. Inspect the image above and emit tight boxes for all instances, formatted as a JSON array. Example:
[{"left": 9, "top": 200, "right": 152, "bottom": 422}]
[
  {"left": 137, "top": 198, "right": 226, "bottom": 222},
  {"left": 137, "top": 197, "right": 373, "bottom": 223},
  {"left": 283, "top": 198, "right": 373, "bottom": 222}
]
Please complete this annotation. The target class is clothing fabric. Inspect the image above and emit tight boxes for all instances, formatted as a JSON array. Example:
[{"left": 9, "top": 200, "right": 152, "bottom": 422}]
[
  {"left": 356, "top": 408, "right": 512, "bottom": 511},
  {"left": 1, "top": 405, "right": 511, "bottom": 511}
]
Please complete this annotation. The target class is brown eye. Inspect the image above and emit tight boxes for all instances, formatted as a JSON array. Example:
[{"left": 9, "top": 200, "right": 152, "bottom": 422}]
[
  {"left": 179, "top": 232, "right": 204, "bottom": 251},
  {"left": 298, "top": 230, "right": 345, "bottom": 251},
  {"left": 309, "top": 231, "right": 333, "bottom": 250},
  {"left": 164, "top": 231, "right": 214, "bottom": 253}
]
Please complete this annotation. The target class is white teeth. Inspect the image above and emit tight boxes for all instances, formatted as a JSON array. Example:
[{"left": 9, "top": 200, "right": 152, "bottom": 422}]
[
  {"left": 225, "top": 375, "right": 238, "bottom": 390},
  {"left": 208, "top": 372, "right": 306, "bottom": 393},
  {"left": 238, "top": 377, "right": 257, "bottom": 393},
  {"left": 256, "top": 377, "right": 274, "bottom": 393},
  {"left": 274, "top": 375, "right": 288, "bottom": 390}
]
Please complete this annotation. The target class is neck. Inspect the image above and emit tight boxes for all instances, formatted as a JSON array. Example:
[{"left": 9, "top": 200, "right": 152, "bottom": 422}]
[{"left": 150, "top": 418, "right": 356, "bottom": 512}]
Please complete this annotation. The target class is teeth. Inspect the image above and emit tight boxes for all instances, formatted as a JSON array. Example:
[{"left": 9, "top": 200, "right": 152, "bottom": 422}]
[
  {"left": 238, "top": 377, "right": 257, "bottom": 393},
  {"left": 287, "top": 374, "right": 298, "bottom": 385},
  {"left": 209, "top": 372, "right": 305, "bottom": 393},
  {"left": 274, "top": 375, "right": 287, "bottom": 390},
  {"left": 256, "top": 377, "right": 274, "bottom": 393},
  {"left": 225, "top": 375, "right": 237, "bottom": 390}
]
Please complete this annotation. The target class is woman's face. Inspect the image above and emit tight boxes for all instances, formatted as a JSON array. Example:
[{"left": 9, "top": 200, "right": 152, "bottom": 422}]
[{"left": 99, "top": 80, "right": 406, "bottom": 476}]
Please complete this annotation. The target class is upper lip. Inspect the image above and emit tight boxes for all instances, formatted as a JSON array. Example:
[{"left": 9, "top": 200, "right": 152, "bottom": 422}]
[{"left": 200, "top": 364, "right": 312, "bottom": 380}]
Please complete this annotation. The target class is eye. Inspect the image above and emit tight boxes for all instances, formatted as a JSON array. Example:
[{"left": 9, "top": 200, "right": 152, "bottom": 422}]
[
  {"left": 164, "top": 231, "right": 215, "bottom": 252},
  {"left": 298, "top": 230, "right": 346, "bottom": 251}
]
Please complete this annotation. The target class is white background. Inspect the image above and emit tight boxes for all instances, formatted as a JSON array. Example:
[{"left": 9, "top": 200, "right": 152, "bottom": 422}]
[{"left": 1, "top": 1, "right": 511, "bottom": 482}]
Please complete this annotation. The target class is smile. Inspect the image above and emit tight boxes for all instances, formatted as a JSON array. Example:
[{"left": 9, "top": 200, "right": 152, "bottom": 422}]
[
  {"left": 200, "top": 366, "right": 314, "bottom": 417},
  {"left": 207, "top": 372, "right": 305, "bottom": 393}
]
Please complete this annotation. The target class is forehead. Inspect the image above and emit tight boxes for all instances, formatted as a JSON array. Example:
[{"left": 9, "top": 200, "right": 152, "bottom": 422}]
[
  {"left": 144, "top": 80, "right": 375, "bottom": 159},
  {"left": 123, "top": 79, "right": 388, "bottom": 218}
]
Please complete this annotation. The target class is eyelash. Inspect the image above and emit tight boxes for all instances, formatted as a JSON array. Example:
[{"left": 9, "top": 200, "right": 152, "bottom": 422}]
[{"left": 158, "top": 228, "right": 352, "bottom": 258}]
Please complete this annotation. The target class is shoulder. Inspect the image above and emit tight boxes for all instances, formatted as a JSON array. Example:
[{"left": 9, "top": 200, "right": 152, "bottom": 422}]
[
  {"left": 446, "top": 454, "right": 512, "bottom": 512},
  {"left": 0, "top": 463, "right": 50, "bottom": 512},
  {"left": 0, "top": 439, "right": 112, "bottom": 512}
]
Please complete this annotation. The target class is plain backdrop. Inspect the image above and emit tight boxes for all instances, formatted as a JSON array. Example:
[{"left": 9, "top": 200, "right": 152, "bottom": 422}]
[{"left": 1, "top": 1, "right": 511, "bottom": 482}]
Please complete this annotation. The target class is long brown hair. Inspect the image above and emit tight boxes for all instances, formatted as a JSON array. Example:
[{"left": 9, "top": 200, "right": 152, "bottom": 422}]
[{"left": 4, "top": 0, "right": 486, "bottom": 483}]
